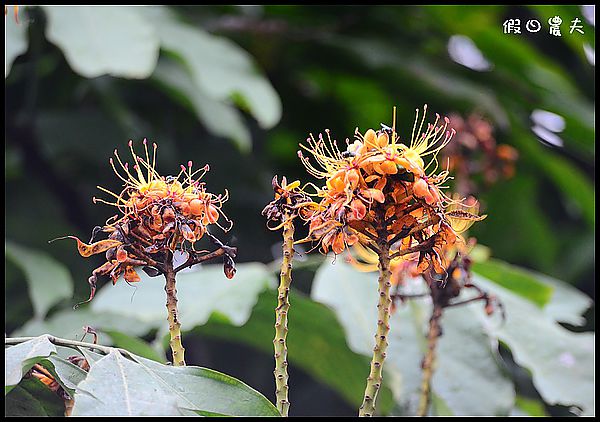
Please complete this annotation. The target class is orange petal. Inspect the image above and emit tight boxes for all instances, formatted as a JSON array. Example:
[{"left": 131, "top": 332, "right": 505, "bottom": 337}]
[
  {"left": 327, "top": 174, "right": 346, "bottom": 193},
  {"left": 372, "top": 162, "right": 385, "bottom": 175},
  {"left": 124, "top": 266, "right": 141, "bottom": 283},
  {"left": 345, "top": 233, "right": 359, "bottom": 246},
  {"left": 332, "top": 232, "right": 346, "bottom": 254},
  {"left": 116, "top": 247, "right": 128, "bottom": 263},
  {"left": 413, "top": 178, "right": 429, "bottom": 199},
  {"left": 349, "top": 199, "right": 367, "bottom": 220},
  {"left": 380, "top": 160, "right": 398, "bottom": 175},
  {"left": 207, "top": 205, "right": 219, "bottom": 224},
  {"left": 377, "top": 133, "right": 389, "bottom": 148},
  {"left": 189, "top": 199, "right": 204, "bottom": 216},
  {"left": 363, "top": 188, "right": 385, "bottom": 203},
  {"left": 373, "top": 176, "right": 387, "bottom": 191},
  {"left": 181, "top": 224, "right": 196, "bottom": 242},
  {"left": 66, "top": 236, "right": 123, "bottom": 258},
  {"left": 346, "top": 169, "right": 360, "bottom": 189},
  {"left": 364, "top": 129, "right": 378, "bottom": 150}
]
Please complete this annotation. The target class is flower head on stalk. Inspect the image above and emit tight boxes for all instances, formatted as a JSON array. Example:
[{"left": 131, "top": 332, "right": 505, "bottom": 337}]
[
  {"left": 54, "top": 139, "right": 237, "bottom": 306},
  {"left": 296, "top": 106, "right": 485, "bottom": 280},
  {"left": 262, "top": 175, "right": 318, "bottom": 228}
]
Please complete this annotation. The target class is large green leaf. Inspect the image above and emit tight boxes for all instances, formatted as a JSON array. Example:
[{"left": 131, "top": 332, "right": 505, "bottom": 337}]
[
  {"left": 5, "top": 7, "right": 28, "bottom": 78},
  {"left": 311, "top": 259, "right": 515, "bottom": 416},
  {"left": 140, "top": 7, "right": 281, "bottom": 129},
  {"left": 476, "top": 257, "right": 593, "bottom": 326},
  {"left": 91, "top": 263, "right": 275, "bottom": 337},
  {"left": 472, "top": 274, "right": 594, "bottom": 416},
  {"left": 197, "top": 288, "right": 395, "bottom": 414},
  {"left": 537, "top": 273, "right": 593, "bottom": 326},
  {"left": 5, "top": 335, "right": 57, "bottom": 394},
  {"left": 151, "top": 58, "right": 251, "bottom": 152},
  {"left": 472, "top": 259, "right": 553, "bottom": 307},
  {"left": 71, "top": 350, "right": 181, "bottom": 416},
  {"left": 71, "top": 349, "right": 279, "bottom": 416},
  {"left": 509, "top": 126, "right": 595, "bottom": 228},
  {"left": 5, "top": 241, "right": 74, "bottom": 320},
  {"left": 473, "top": 176, "right": 560, "bottom": 272},
  {"left": 42, "top": 6, "right": 159, "bottom": 78}
]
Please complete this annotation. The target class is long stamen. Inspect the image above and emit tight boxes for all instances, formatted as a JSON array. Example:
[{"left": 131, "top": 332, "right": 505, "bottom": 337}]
[
  {"left": 96, "top": 185, "right": 128, "bottom": 204},
  {"left": 143, "top": 138, "right": 151, "bottom": 182},
  {"left": 129, "top": 141, "right": 147, "bottom": 185},
  {"left": 113, "top": 149, "right": 138, "bottom": 185},
  {"left": 109, "top": 157, "right": 133, "bottom": 185},
  {"left": 411, "top": 108, "right": 419, "bottom": 147},
  {"left": 392, "top": 106, "right": 397, "bottom": 145}
]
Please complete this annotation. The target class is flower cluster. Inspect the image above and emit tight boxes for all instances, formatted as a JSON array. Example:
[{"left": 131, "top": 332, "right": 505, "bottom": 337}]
[
  {"left": 296, "top": 106, "right": 485, "bottom": 279},
  {"left": 443, "top": 113, "right": 518, "bottom": 196},
  {"left": 62, "top": 140, "right": 236, "bottom": 304}
]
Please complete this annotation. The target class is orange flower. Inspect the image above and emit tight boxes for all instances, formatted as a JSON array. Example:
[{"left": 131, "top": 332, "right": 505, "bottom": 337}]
[
  {"left": 58, "top": 139, "right": 236, "bottom": 306},
  {"left": 296, "top": 105, "right": 487, "bottom": 284}
]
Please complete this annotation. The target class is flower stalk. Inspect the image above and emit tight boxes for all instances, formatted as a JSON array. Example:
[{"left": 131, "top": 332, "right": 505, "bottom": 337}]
[
  {"left": 417, "top": 301, "right": 443, "bottom": 416},
  {"left": 164, "top": 251, "right": 186, "bottom": 366},
  {"left": 273, "top": 212, "right": 294, "bottom": 416},
  {"left": 263, "top": 176, "right": 315, "bottom": 417},
  {"left": 359, "top": 234, "right": 392, "bottom": 417}
]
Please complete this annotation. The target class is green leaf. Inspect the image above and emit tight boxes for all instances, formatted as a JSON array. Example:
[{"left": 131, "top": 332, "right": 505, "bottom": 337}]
[
  {"left": 71, "top": 350, "right": 279, "bottom": 416},
  {"left": 102, "top": 330, "right": 165, "bottom": 363},
  {"left": 5, "top": 378, "right": 65, "bottom": 416},
  {"left": 5, "top": 7, "right": 28, "bottom": 78},
  {"left": 473, "top": 176, "right": 560, "bottom": 271},
  {"left": 91, "top": 263, "right": 275, "bottom": 336},
  {"left": 140, "top": 7, "right": 281, "bottom": 129},
  {"left": 5, "top": 241, "right": 74, "bottom": 320},
  {"left": 530, "top": 143, "right": 595, "bottom": 227},
  {"left": 12, "top": 308, "right": 155, "bottom": 344},
  {"left": 472, "top": 259, "right": 554, "bottom": 307},
  {"left": 508, "top": 125, "right": 595, "bottom": 228},
  {"left": 151, "top": 57, "right": 252, "bottom": 152},
  {"left": 42, "top": 6, "right": 159, "bottom": 79},
  {"left": 474, "top": 257, "right": 592, "bottom": 327},
  {"left": 71, "top": 350, "right": 182, "bottom": 416},
  {"left": 311, "top": 259, "right": 515, "bottom": 416},
  {"left": 472, "top": 274, "right": 594, "bottom": 416},
  {"left": 197, "top": 288, "right": 395, "bottom": 413},
  {"left": 537, "top": 273, "right": 592, "bottom": 326},
  {"left": 5, "top": 335, "right": 57, "bottom": 394},
  {"left": 511, "top": 395, "right": 548, "bottom": 416}
]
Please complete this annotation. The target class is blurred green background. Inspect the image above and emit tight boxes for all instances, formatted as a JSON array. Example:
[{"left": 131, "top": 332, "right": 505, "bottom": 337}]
[{"left": 5, "top": 5, "right": 594, "bottom": 416}]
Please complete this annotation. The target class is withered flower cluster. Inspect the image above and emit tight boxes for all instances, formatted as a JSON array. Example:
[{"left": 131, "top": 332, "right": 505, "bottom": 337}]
[
  {"left": 443, "top": 113, "right": 519, "bottom": 196},
  {"left": 62, "top": 140, "right": 237, "bottom": 305},
  {"left": 262, "top": 176, "right": 315, "bottom": 228}
]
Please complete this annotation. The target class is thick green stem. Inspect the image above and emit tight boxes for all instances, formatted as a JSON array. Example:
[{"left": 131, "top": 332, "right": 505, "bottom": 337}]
[
  {"left": 417, "top": 303, "right": 443, "bottom": 416},
  {"left": 164, "top": 252, "right": 185, "bottom": 366},
  {"left": 273, "top": 216, "right": 294, "bottom": 417},
  {"left": 359, "top": 240, "right": 392, "bottom": 417}
]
